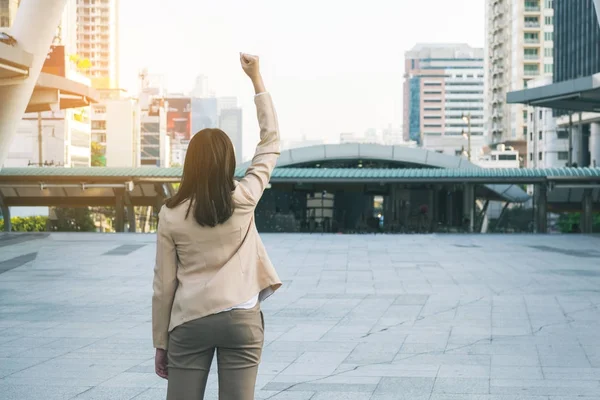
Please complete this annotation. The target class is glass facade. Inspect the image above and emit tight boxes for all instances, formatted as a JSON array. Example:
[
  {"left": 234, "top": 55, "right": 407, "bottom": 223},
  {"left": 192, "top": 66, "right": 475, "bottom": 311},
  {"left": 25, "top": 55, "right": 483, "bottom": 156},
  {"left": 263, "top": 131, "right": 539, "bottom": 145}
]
[
  {"left": 409, "top": 77, "right": 421, "bottom": 143},
  {"left": 554, "top": 0, "right": 600, "bottom": 83}
]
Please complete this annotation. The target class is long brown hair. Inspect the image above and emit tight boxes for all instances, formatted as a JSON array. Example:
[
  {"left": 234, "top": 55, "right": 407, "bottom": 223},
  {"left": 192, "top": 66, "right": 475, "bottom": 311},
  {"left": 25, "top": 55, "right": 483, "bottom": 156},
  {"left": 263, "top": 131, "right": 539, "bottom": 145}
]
[{"left": 166, "top": 128, "right": 236, "bottom": 227}]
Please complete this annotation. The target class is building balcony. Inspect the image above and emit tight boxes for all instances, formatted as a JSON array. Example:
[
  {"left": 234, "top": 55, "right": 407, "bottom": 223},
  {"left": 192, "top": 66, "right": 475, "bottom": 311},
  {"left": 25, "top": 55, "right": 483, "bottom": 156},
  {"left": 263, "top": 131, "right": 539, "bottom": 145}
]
[
  {"left": 524, "top": 53, "right": 540, "bottom": 60},
  {"left": 524, "top": 38, "right": 540, "bottom": 44},
  {"left": 524, "top": 22, "right": 541, "bottom": 28},
  {"left": 524, "top": 69, "right": 540, "bottom": 76},
  {"left": 524, "top": 6, "right": 541, "bottom": 13}
]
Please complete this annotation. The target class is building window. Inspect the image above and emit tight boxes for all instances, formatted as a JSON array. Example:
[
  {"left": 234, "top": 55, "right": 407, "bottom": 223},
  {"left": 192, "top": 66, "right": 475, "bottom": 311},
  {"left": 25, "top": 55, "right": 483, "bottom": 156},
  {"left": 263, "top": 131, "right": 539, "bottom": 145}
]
[
  {"left": 91, "top": 120, "right": 106, "bottom": 130},
  {"left": 499, "top": 154, "right": 517, "bottom": 161},
  {"left": 523, "top": 110, "right": 528, "bottom": 121},
  {"left": 424, "top": 107, "right": 442, "bottom": 111},
  {"left": 557, "top": 130, "right": 568, "bottom": 139},
  {"left": 423, "top": 91, "right": 442, "bottom": 95},
  {"left": 545, "top": 0, "right": 553, "bottom": 8},
  {"left": 544, "top": 16, "right": 554, "bottom": 25},
  {"left": 424, "top": 99, "right": 442, "bottom": 103},
  {"left": 424, "top": 82, "right": 442, "bottom": 86},
  {"left": 539, "top": 131, "right": 542, "bottom": 140},
  {"left": 424, "top": 124, "right": 442, "bottom": 128},
  {"left": 530, "top": 131, "right": 533, "bottom": 141},
  {"left": 529, "top": 153, "right": 533, "bottom": 161},
  {"left": 524, "top": 64, "right": 540, "bottom": 76},
  {"left": 544, "top": 32, "right": 553, "bottom": 41},
  {"left": 539, "top": 110, "right": 543, "bottom": 119},
  {"left": 544, "top": 64, "right": 553, "bottom": 73},
  {"left": 558, "top": 151, "right": 568, "bottom": 160},
  {"left": 524, "top": 32, "right": 540, "bottom": 43},
  {"left": 524, "top": 126, "right": 528, "bottom": 137},
  {"left": 544, "top": 48, "right": 553, "bottom": 57},
  {"left": 423, "top": 116, "right": 442, "bottom": 119},
  {"left": 538, "top": 152, "right": 543, "bottom": 161}
]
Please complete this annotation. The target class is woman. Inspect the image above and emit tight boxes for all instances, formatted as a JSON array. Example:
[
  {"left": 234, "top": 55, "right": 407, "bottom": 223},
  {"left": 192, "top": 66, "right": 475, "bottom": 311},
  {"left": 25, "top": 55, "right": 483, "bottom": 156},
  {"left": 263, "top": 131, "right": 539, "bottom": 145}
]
[{"left": 152, "top": 53, "right": 282, "bottom": 400}]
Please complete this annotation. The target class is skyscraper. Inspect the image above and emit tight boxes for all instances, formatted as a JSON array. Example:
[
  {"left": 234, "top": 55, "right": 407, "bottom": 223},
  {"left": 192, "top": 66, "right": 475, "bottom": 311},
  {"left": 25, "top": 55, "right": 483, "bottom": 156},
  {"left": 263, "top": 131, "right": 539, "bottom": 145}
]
[
  {"left": 553, "top": 0, "right": 600, "bottom": 84},
  {"left": 76, "top": 0, "right": 119, "bottom": 89},
  {"left": 403, "top": 43, "right": 486, "bottom": 157},
  {"left": 486, "top": 0, "right": 554, "bottom": 143},
  {"left": 219, "top": 108, "right": 243, "bottom": 164}
]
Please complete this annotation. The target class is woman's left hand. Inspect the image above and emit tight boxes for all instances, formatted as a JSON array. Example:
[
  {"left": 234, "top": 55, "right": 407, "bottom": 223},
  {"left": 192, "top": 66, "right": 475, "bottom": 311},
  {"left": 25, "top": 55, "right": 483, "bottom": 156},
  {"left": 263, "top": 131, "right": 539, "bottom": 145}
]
[{"left": 155, "top": 348, "right": 168, "bottom": 379}]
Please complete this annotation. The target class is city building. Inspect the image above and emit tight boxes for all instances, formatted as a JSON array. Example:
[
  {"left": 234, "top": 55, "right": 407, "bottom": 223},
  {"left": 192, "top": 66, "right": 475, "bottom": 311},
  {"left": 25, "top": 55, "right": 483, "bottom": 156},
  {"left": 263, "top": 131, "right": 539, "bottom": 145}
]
[
  {"left": 190, "top": 74, "right": 210, "bottom": 98},
  {"left": 486, "top": 0, "right": 554, "bottom": 143},
  {"left": 219, "top": 107, "right": 243, "bottom": 164},
  {"left": 218, "top": 96, "right": 238, "bottom": 114},
  {"left": 403, "top": 43, "right": 485, "bottom": 156},
  {"left": 138, "top": 71, "right": 170, "bottom": 167},
  {"left": 509, "top": 0, "right": 600, "bottom": 168},
  {"left": 477, "top": 144, "right": 521, "bottom": 168},
  {"left": 140, "top": 97, "right": 170, "bottom": 167},
  {"left": 191, "top": 97, "right": 218, "bottom": 134},
  {"left": 525, "top": 76, "right": 569, "bottom": 168},
  {"left": 76, "top": 0, "right": 119, "bottom": 89},
  {"left": 91, "top": 89, "right": 140, "bottom": 167},
  {"left": 0, "top": 0, "right": 18, "bottom": 29}
]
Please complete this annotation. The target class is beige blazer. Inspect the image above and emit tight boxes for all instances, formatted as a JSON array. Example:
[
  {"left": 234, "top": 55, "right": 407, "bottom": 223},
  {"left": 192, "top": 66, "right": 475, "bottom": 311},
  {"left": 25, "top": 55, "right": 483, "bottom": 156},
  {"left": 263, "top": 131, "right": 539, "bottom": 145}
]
[{"left": 152, "top": 93, "right": 282, "bottom": 350}]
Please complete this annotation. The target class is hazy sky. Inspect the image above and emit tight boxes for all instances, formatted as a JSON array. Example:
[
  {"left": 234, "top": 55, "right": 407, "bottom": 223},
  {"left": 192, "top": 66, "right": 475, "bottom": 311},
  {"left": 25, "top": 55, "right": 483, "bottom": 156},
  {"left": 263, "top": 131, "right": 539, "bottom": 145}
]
[{"left": 119, "top": 0, "right": 485, "bottom": 158}]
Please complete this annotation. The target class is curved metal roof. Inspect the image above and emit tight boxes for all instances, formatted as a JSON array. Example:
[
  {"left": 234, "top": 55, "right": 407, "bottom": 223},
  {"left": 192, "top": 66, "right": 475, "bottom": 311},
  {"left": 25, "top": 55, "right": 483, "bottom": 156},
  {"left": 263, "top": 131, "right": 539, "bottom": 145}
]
[{"left": 239, "top": 144, "right": 477, "bottom": 170}]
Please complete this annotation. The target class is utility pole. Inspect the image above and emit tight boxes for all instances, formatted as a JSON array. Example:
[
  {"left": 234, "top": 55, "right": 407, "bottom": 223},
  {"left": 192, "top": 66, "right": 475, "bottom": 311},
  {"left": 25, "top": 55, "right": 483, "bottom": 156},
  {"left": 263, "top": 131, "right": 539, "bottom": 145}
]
[{"left": 37, "top": 112, "right": 43, "bottom": 166}]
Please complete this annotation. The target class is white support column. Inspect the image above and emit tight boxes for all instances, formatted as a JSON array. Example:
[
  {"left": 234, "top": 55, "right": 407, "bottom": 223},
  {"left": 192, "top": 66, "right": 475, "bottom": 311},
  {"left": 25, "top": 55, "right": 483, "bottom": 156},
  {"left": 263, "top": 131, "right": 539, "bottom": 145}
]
[
  {"left": 590, "top": 122, "right": 600, "bottom": 168},
  {"left": 0, "top": 0, "right": 69, "bottom": 168}
]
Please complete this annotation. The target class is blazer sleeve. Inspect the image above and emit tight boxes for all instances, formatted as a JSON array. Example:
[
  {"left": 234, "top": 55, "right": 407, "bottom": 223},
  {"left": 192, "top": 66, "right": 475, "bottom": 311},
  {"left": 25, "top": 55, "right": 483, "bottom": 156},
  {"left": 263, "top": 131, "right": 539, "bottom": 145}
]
[
  {"left": 152, "top": 207, "right": 178, "bottom": 350},
  {"left": 237, "top": 92, "right": 280, "bottom": 206}
]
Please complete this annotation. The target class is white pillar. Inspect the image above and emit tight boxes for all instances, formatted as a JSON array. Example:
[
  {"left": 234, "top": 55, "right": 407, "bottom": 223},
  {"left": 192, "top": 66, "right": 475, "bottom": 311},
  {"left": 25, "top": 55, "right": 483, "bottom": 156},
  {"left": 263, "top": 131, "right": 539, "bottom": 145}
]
[
  {"left": 0, "top": 0, "right": 69, "bottom": 168},
  {"left": 591, "top": 122, "right": 600, "bottom": 168}
]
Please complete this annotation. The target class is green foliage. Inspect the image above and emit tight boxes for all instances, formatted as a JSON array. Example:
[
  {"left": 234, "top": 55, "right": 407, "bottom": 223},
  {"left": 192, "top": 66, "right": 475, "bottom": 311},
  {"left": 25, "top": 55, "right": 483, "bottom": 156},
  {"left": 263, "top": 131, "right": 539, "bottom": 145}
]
[
  {"left": 0, "top": 216, "right": 48, "bottom": 232},
  {"left": 557, "top": 212, "right": 600, "bottom": 233},
  {"left": 91, "top": 141, "right": 106, "bottom": 167},
  {"left": 50, "top": 208, "right": 96, "bottom": 232}
]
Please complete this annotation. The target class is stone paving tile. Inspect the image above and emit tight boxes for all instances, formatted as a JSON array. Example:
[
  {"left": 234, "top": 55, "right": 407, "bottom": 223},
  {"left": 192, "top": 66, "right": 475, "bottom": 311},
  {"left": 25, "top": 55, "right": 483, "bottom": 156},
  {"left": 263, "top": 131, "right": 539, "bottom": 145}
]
[{"left": 1, "top": 233, "right": 600, "bottom": 399}]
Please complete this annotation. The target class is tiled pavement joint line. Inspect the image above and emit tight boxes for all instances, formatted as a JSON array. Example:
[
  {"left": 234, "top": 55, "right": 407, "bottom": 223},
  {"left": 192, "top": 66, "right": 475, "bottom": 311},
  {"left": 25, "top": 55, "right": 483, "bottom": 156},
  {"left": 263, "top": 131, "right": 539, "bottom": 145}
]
[
  {"left": 103, "top": 244, "right": 147, "bottom": 256},
  {"left": 0, "top": 233, "right": 49, "bottom": 248},
  {"left": 0, "top": 252, "right": 38, "bottom": 274},
  {"left": 427, "top": 366, "right": 441, "bottom": 400}
]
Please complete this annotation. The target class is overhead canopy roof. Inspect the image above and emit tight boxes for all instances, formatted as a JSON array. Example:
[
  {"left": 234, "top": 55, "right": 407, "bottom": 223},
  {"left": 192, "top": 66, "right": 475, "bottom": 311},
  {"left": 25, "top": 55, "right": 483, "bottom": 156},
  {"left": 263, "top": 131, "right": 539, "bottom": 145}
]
[
  {"left": 1, "top": 166, "right": 599, "bottom": 208},
  {"left": 507, "top": 73, "right": 600, "bottom": 112},
  {"left": 2, "top": 166, "right": 599, "bottom": 182},
  {"left": 26, "top": 72, "right": 100, "bottom": 113},
  {"left": 0, "top": 38, "right": 32, "bottom": 83}
]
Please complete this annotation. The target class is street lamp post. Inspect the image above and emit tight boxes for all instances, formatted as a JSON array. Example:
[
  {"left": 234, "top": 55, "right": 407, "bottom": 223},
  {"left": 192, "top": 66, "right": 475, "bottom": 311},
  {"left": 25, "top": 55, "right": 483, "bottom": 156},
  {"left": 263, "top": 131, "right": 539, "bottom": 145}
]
[{"left": 462, "top": 113, "right": 472, "bottom": 161}]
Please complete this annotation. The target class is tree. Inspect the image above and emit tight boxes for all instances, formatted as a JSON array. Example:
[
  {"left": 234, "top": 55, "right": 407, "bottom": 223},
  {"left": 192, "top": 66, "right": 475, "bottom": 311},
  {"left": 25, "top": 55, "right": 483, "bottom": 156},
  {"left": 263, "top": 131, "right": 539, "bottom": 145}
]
[
  {"left": 0, "top": 216, "right": 48, "bottom": 232},
  {"left": 91, "top": 141, "right": 106, "bottom": 167},
  {"left": 50, "top": 208, "right": 96, "bottom": 232}
]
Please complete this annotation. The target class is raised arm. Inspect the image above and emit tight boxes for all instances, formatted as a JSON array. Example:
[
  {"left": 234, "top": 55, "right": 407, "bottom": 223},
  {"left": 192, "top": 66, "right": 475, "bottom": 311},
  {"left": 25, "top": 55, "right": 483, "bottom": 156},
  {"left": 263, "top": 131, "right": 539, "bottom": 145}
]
[{"left": 237, "top": 54, "right": 280, "bottom": 206}]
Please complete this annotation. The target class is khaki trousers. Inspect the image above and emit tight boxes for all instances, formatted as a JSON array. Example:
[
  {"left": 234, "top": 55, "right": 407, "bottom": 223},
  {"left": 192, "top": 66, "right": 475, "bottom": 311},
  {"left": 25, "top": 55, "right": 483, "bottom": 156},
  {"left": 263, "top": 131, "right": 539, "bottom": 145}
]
[{"left": 167, "top": 304, "right": 264, "bottom": 400}]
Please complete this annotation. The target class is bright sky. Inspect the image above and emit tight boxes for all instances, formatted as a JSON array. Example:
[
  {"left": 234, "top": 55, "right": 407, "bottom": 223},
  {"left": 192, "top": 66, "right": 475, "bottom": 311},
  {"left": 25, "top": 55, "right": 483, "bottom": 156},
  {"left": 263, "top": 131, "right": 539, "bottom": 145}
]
[{"left": 119, "top": 0, "right": 485, "bottom": 158}]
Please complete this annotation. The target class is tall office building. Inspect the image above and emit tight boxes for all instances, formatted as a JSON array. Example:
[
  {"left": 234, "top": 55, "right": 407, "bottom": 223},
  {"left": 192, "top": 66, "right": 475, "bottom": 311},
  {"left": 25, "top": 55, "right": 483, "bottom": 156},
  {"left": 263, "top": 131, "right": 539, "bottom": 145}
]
[
  {"left": 191, "top": 97, "right": 218, "bottom": 134},
  {"left": 486, "top": 0, "right": 554, "bottom": 143},
  {"left": 554, "top": 0, "right": 600, "bottom": 83},
  {"left": 76, "top": 0, "right": 119, "bottom": 89},
  {"left": 0, "top": 0, "right": 19, "bottom": 29},
  {"left": 403, "top": 43, "right": 486, "bottom": 158},
  {"left": 91, "top": 89, "right": 140, "bottom": 167},
  {"left": 551, "top": 0, "right": 600, "bottom": 167},
  {"left": 219, "top": 108, "right": 243, "bottom": 164}
]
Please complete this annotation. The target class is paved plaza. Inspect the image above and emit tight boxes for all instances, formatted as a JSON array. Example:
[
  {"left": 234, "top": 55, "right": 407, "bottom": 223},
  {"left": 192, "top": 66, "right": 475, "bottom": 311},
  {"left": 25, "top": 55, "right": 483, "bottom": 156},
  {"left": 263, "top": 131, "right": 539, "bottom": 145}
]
[{"left": 0, "top": 232, "right": 599, "bottom": 399}]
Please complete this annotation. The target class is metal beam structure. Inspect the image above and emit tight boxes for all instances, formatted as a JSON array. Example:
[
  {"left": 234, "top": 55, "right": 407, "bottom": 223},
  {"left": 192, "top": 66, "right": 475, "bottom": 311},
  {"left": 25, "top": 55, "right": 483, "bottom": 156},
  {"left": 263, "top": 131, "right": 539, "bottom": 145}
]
[{"left": 0, "top": 0, "right": 69, "bottom": 167}]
